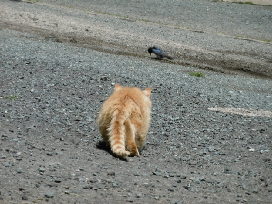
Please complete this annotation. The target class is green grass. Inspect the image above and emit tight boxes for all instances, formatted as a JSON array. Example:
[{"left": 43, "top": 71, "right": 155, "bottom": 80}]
[
  {"left": 262, "top": 39, "right": 271, "bottom": 43},
  {"left": 5, "top": 95, "right": 20, "bottom": 100},
  {"left": 189, "top": 71, "right": 205, "bottom": 77},
  {"left": 141, "top": 19, "right": 152, "bottom": 23}
]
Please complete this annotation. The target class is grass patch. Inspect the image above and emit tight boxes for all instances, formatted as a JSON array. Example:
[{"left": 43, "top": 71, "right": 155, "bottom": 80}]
[
  {"left": 189, "top": 71, "right": 205, "bottom": 77},
  {"left": 141, "top": 19, "right": 152, "bottom": 23},
  {"left": 5, "top": 95, "right": 20, "bottom": 100},
  {"left": 262, "top": 39, "right": 271, "bottom": 43}
]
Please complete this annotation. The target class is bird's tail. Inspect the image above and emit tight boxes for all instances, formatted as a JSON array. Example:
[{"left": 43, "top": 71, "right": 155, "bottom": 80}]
[
  {"left": 108, "top": 109, "right": 131, "bottom": 158},
  {"left": 162, "top": 53, "right": 174, "bottom": 60}
]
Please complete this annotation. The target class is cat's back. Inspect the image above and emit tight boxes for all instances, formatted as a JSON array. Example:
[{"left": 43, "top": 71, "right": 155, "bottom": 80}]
[
  {"left": 100, "top": 85, "right": 151, "bottom": 115},
  {"left": 105, "top": 87, "right": 144, "bottom": 106}
]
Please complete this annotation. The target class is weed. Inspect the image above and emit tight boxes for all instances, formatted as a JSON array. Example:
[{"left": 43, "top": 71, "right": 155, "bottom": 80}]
[
  {"left": 142, "top": 19, "right": 152, "bottom": 23},
  {"left": 5, "top": 95, "right": 20, "bottom": 100},
  {"left": 189, "top": 71, "right": 205, "bottom": 77},
  {"left": 262, "top": 39, "right": 271, "bottom": 43}
]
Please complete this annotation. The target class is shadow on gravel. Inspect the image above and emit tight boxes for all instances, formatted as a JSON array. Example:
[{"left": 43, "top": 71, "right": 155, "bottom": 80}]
[
  {"left": 96, "top": 141, "right": 128, "bottom": 161},
  {"left": 96, "top": 141, "right": 109, "bottom": 152}
]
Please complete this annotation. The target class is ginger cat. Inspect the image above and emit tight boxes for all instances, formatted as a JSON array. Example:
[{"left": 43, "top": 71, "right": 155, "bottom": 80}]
[{"left": 98, "top": 84, "right": 152, "bottom": 158}]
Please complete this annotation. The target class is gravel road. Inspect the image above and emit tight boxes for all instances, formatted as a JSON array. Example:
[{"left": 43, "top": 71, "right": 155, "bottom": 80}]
[{"left": 1, "top": 0, "right": 272, "bottom": 203}]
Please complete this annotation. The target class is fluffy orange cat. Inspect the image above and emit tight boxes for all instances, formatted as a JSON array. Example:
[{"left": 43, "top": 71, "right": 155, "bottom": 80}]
[{"left": 98, "top": 84, "right": 152, "bottom": 158}]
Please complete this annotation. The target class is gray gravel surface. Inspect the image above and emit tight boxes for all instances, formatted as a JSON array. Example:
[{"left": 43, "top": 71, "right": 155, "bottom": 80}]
[
  {"left": 1, "top": 0, "right": 272, "bottom": 203},
  {"left": 47, "top": 0, "right": 272, "bottom": 41},
  {"left": 1, "top": 0, "right": 272, "bottom": 77}
]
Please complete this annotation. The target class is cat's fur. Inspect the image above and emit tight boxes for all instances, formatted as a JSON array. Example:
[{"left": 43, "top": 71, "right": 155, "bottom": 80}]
[{"left": 98, "top": 84, "right": 152, "bottom": 158}]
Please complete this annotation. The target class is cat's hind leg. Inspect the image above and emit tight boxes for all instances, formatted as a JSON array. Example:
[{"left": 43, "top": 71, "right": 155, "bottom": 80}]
[{"left": 124, "top": 119, "right": 139, "bottom": 156}]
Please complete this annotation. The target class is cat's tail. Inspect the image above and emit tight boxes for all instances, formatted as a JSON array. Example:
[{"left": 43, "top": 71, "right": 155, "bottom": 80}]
[{"left": 108, "top": 109, "right": 131, "bottom": 158}]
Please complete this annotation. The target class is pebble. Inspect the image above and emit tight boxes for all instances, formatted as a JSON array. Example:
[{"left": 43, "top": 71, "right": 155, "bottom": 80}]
[
  {"left": 3, "top": 162, "right": 12, "bottom": 167},
  {"left": 153, "top": 171, "right": 161, "bottom": 176},
  {"left": 16, "top": 168, "right": 23, "bottom": 173},
  {"left": 45, "top": 192, "right": 54, "bottom": 198},
  {"left": 107, "top": 171, "right": 115, "bottom": 176},
  {"left": 82, "top": 185, "right": 93, "bottom": 189},
  {"left": 176, "top": 174, "right": 187, "bottom": 179},
  {"left": 21, "top": 195, "right": 28, "bottom": 200},
  {"left": 38, "top": 167, "right": 46, "bottom": 172}
]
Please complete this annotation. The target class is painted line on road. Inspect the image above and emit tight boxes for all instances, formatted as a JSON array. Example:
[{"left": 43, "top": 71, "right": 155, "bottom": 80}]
[{"left": 208, "top": 107, "right": 272, "bottom": 118}]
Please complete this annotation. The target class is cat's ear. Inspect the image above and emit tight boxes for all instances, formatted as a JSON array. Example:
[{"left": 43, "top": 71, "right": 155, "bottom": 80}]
[
  {"left": 143, "top": 87, "right": 151, "bottom": 97},
  {"left": 114, "top": 84, "right": 122, "bottom": 91}
]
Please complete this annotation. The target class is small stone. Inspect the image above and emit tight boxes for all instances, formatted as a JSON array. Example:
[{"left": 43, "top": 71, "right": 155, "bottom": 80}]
[
  {"left": 224, "top": 167, "right": 231, "bottom": 174},
  {"left": 242, "top": 183, "right": 248, "bottom": 190},
  {"left": 190, "top": 177, "right": 200, "bottom": 184},
  {"left": 82, "top": 185, "right": 93, "bottom": 189},
  {"left": 39, "top": 167, "right": 46, "bottom": 172},
  {"left": 54, "top": 179, "right": 62, "bottom": 183},
  {"left": 183, "top": 183, "right": 191, "bottom": 190},
  {"left": 208, "top": 146, "right": 215, "bottom": 152},
  {"left": 176, "top": 174, "right": 186, "bottom": 179},
  {"left": 19, "top": 187, "right": 25, "bottom": 191},
  {"left": 154, "top": 196, "right": 160, "bottom": 200},
  {"left": 136, "top": 193, "right": 141, "bottom": 198},
  {"left": 22, "top": 195, "right": 28, "bottom": 200},
  {"left": 100, "top": 76, "right": 109, "bottom": 81},
  {"left": 79, "top": 178, "right": 85, "bottom": 182},
  {"left": 107, "top": 172, "right": 115, "bottom": 176},
  {"left": 3, "top": 162, "right": 12, "bottom": 167},
  {"left": 153, "top": 171, "right": 161, "bottom": 176},
  {"left": 126, "top": 198, "right": 134, "bottom": 202},
  {"left": 45, "top": 192, "right": 54, "bottom": 198},
  {"left": 252, "top": 189, "right": 258, "bottom": 194},
  {"left": 260, "top": 149, "right": 269, "bottom": 154},
  {"left": 17, "top": 168, "right": 23, "bottom": 173}
]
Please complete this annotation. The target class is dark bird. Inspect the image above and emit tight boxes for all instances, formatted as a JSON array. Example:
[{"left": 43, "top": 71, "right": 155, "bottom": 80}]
[{"left": 148, "top": 46, "right": 173, "bottom": 60}]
